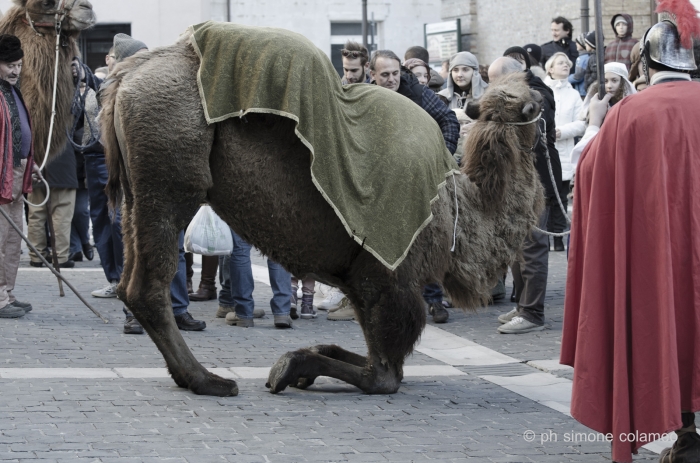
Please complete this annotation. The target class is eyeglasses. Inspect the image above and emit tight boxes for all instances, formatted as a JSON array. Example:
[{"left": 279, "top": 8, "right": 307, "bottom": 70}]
[{"left": 341, "top": 49, "right": 366, "bottom": 59}]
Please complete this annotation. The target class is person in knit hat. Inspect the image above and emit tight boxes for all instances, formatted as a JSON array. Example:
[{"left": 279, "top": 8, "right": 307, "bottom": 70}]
[
  {"left": 112, "top": 33, "right": 148, "bottom": 63},
  {"left": 437, "top": 51, "right": 489, "bottom": 109},
  {"left": 524, "top": 43, "right": 547, "bottom": 80},
  {"left": 0, "top": 34, "right": 35, "bottom": 318},
  {"left": 604, "top": 14, "right": 638, "bottom": 71},
  {"left": 583, "top": 31, "right": 600, "bottom": 91}
]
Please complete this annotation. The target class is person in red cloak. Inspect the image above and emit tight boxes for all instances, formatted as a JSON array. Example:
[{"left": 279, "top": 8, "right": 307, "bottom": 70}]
[{"left": 561, "top": 2, "right": 700, "bottom": 462}]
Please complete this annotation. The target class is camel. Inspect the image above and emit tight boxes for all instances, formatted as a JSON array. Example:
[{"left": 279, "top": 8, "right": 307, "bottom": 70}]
[
  {"left": 0, "top": 0, "right": 96, "bottom": 163},
  {"left": 100, "top": 33, "right": 543, "bottom": 398}
]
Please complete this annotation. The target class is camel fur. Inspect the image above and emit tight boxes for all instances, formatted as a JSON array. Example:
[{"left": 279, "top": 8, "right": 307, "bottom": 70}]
[
  {"left": 0, "top": 0, "right": 96, "bottom": 163},
  {"left": 100, "top": 35, "right": 543, "bottom": 397}
]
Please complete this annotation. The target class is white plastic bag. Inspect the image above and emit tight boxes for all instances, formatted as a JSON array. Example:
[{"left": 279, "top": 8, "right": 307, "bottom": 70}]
[{"left": 184, "top": 205, "right": 233, "bottom": 255}]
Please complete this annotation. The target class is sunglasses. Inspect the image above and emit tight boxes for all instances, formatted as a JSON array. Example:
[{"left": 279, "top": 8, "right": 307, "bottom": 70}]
[{"left": 341, "top": 49, "right": 366, "bottom": 59}]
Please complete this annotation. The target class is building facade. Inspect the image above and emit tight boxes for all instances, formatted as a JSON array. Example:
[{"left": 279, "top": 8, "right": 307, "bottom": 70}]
[
  {"left": 0, "top": 0, "right": 441, "bottom": 73},
  {"left": 440, "top": 0, "right": 700, "bottom": 66}
]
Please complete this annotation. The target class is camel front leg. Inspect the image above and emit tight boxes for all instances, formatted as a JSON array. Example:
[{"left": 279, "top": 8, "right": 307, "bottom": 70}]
[
  {"left": 291, "top": 344, "right": 367, "bottom": 389},
  {"left": 267, "top": 285, "right": 422, "bottom": 394},
  {"left": 266, "top": 348, "right": 401, "bottom": 394}
]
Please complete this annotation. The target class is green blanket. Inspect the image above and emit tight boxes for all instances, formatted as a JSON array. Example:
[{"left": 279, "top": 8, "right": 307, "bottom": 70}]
[{"left": 190, "top": 21, "right": 458, "bottom": 270}]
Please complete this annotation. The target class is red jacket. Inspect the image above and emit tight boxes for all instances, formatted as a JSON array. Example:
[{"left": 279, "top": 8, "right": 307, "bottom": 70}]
[
  {"left": 561, "top": 81, "right": 700, "bottom": 463},
  {"left": 0, "top": 87, "right": 34, "bottom": 205}
]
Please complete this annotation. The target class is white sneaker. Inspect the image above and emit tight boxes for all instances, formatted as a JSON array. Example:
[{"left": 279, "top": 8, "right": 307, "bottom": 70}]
[
  {"left": 313, "top": 283, "right": 332, "bottom": 306},
  {"left": 317, "top": 287, "right": 345, "bottom": 311},
  {"left": 92, "top": 281, "right": 118, "bottom": 298},
  {"left": 497, "top": 316, "right": 544, "bottom": 334}
]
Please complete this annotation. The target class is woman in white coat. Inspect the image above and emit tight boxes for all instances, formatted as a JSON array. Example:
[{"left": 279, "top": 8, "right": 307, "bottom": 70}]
[{"left": 544, "top": 52, "right": 586, "bottom": 251}]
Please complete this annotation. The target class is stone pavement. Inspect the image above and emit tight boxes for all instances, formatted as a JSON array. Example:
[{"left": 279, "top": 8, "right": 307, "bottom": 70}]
[{"left": 0, "top": 243, "right": 665, "bottom": 462}]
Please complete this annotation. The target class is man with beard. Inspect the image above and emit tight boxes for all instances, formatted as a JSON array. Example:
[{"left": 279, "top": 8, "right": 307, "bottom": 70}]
[{"left": 341, "top": 40, "right": 370, "bottom": 85}]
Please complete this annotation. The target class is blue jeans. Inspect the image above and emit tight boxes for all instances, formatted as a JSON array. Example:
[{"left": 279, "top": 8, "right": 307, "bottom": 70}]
[
  {"left": 422, "top": 283, "right": 444, "bottom": 304},
  {"left": 218, "top": 230, "right": 291, "bottom": 319},
  {"left": 170, "top": 231, "right": 188, "bottom": 316},
  {"left": 70, "top": 186, "right": 90, "bottom": 254},
  {"left": 85, "top": 153, "right": 124, "bottom": 282}
]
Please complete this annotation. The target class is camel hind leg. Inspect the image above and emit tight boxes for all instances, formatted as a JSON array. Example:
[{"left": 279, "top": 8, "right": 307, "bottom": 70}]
[
  {"left": 267, "top": 268, "right": 425, "bottom": 394},
  {"left": 113, "top": 43, "right": 237, "bottom": 396}
]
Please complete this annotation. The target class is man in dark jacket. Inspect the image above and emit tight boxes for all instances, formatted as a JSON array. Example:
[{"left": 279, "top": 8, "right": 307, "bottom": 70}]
[
  {"left": 488, "top": 57, "right": 563, "bottom": 334},
  {"left": 540, "top": 16, "right": 579, "bottom": 73},
  {"left": 604, "top": 13, "right": 638, "bottom": 70},
  {"left": 369, "top": 49, "right": 459, "bottom": 323}
]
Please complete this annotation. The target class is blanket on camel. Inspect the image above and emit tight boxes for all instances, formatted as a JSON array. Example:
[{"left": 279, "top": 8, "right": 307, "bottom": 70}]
[{"left": 189, "top": 21, "right": 459, "bottom": 270}]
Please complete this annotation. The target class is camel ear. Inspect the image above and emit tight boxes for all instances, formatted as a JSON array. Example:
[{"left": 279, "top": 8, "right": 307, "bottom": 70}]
[
  {"left": 521, "top": 102, "right": 538, "bottom": 120},
  {"left": 465, "top": 101, "right": 480, "bottom": 120}
]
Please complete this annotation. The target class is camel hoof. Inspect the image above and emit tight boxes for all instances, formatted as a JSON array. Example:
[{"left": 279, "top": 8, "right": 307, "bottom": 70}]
[
  {"left": 267, "top": 352, "right": 303, "bottom": 394},
  {"left": 187, "top": 372, "right": 239, "bottom": 397}
]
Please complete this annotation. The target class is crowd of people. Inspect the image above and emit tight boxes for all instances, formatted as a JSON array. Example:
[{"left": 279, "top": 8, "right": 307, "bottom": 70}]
[
  {"left": 1, "top": 6, "right": 700, "bottom": 463},
  {"left": 0, "top": 11, "right": 684, "bottom": 334}
]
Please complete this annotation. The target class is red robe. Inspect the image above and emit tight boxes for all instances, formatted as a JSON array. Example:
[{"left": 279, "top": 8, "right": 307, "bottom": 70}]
[
  {"left": 0, "top": 89, "right": 33, "bottom": 205},
  {"left": 561, "top": 81, "right": 700, "bottom": 463}
]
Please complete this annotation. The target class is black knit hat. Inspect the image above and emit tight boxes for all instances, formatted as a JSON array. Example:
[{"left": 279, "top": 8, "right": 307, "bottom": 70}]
[
  {"left": 503, "top": 46, "right": 531, "bottom": 69},
  {"left": 584, "top": 31, "right": 597, "bottom": 49},
  {"left": 0, "top": 35, "right": 24, "bottom": 63},
  {"left": 523, "top": 43, "right": 542, "bottom": 64}
]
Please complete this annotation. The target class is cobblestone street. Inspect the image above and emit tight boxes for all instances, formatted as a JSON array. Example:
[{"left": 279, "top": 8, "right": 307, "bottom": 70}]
[{"left": 0, "top": 247, "right": 664, "bottom": 462}]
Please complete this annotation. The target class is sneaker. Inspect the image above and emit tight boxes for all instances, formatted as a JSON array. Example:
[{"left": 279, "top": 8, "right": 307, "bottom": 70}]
[
  {"left": 274, "top": 315, "right": 293, "bottom": 329},
  {"left": 0, "top": 303, "right": 25, "bottom": 318},
  {"left": 498, "top": 308, "right": 519, "bottom": 324},
  {"left": 313, "top": 283, "right": 332, "bottom": 306},
  {"left": 318, "top": 287, "right": 345, "bottom": 311},
  {"left": 327, "top": 298, "right": 355, "bottom": 321},
  {"left": 300, "top": 294, "right": 317, "bottom": 319},
  {"left": 92, "top": 281, "right": 118, "bottom": 298},
  {"left": 174, "top": 312, "right": 206, "bottom": 331},
  {"left": 497, "top": 316, "right": 544, "bottom": 334},
  {"left": 123, "top": 310, "right": 144, "bottom": 334},
  {"left": 225, "top": 312, "right": 254, "bottom": 327},
  {"left": 10, "top": 300, "right": 32, "bottom": 313},
  {"left": 428, "top": 302, "right": 449, "bottom": 323}
]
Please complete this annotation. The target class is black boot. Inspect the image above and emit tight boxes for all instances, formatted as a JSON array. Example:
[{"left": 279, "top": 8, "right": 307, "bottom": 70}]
[
  {"left": 123, "top": 307, "right": 144, "bottom": 335},
  {"left": 189, "top": 255, "right": 219, "bottom": 301},
  {"left": 660, "top": 412, "right": 700, "bottom": 463},
  {"left": 553, "top": 237, "right": 565, "bottom": 252},
  {"left": 174, "top": 312, "right": 206, "bottom": 331},
  {"left": 428, "top": 302, "right": 449, "bottom": 323}
]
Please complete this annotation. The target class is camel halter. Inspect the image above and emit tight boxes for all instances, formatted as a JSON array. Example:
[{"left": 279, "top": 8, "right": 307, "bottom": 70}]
[
  {"left": 22, "top": 0, "right": 70, "bottom": 208},
  {"left": 505, "top": 113, "right": 572, "bottom": 237}
]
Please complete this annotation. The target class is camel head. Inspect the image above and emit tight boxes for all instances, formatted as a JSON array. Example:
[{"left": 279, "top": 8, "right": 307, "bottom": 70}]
[
  {"left": 461, "top": 72, "right": 541, "bottom": 208},
  {"left": 16, "top": 0, "right": 96, "bottom": 33}
]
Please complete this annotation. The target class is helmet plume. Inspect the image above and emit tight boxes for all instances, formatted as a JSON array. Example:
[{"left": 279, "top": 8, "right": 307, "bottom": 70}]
[{"left": 656, "top": 0, "right": 700, "bottom": 48}]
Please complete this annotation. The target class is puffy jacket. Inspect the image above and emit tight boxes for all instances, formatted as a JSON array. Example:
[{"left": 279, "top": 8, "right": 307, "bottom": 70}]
[
  {"left": 604, "top": 14, "right": 638, "bottom": 70},
  {"left": 544, "top": 77, "right": 585, "bottom": 181},
  {"left": 569, "top": 52, "right": 591, "bottom": 96}
]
